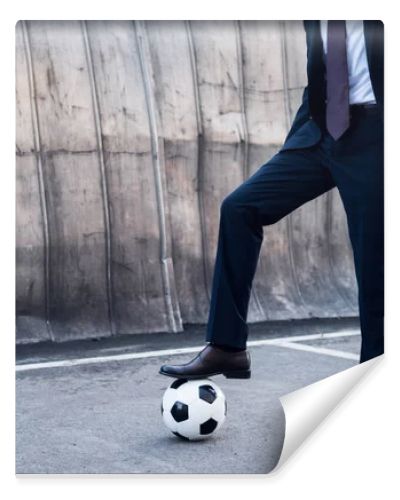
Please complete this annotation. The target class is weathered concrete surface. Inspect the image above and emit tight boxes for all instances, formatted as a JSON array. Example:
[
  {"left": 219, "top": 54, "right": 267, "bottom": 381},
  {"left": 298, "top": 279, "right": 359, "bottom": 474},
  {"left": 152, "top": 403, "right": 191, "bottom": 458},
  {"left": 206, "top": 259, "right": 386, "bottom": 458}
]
[
  {"left": 16, "top": 318, "right": 359, "bottom": 474},
  {"left": 16, "top": 20, "right": 357, "bottom": 343}
]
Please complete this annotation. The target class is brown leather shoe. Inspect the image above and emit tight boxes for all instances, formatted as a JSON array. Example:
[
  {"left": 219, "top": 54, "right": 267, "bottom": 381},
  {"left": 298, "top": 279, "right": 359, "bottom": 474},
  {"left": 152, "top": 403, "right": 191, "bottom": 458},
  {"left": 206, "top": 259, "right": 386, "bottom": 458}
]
[{"left": 159, "top": 344, "right": 251, "bottom": 379}]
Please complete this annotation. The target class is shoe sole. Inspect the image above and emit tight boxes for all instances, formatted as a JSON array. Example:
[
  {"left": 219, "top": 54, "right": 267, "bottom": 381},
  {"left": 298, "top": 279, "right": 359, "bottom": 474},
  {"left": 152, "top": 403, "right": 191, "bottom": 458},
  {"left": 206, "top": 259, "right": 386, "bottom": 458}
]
[{"left": 159, "top": 369, "right": 251, "bottom": 380}]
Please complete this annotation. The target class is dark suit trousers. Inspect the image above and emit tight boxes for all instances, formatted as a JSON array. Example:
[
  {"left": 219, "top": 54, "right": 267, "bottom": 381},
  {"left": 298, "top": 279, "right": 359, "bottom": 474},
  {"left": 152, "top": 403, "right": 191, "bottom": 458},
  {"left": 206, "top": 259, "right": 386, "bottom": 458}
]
[{"left": 205, "top": 106, "right": 383, "bottom": 363}]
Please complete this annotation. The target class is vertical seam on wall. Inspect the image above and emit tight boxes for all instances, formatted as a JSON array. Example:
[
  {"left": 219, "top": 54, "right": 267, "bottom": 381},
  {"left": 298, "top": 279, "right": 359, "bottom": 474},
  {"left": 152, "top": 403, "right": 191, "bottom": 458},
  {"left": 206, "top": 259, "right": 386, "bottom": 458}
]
[
  {"left": 22, "top": 21, "right": 54, "bottom": 341},
  {"left": 279, "top": 20, "right": 308, "bottom": 315},
  {"left": 235, "top": 21, "right": 250, "bottom": 179},
  {"left": 186, "top": 20, "right": 211, "bottom": 303},
  {"left": 81, "top": 21, "right": 115, "bottom": 336},
  {"left": 134, "top": 20, "right": 180, "bottom": 332},
  {"left": 235, "top": 20, "right": 265, "bottom": 320}
]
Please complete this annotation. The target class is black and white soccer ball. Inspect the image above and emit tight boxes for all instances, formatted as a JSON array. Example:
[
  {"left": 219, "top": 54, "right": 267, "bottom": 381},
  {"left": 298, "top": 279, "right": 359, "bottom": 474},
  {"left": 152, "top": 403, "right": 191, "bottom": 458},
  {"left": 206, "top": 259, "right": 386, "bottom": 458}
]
[{"left": 161, "top": 378, "right": 227, "bottom": 440}]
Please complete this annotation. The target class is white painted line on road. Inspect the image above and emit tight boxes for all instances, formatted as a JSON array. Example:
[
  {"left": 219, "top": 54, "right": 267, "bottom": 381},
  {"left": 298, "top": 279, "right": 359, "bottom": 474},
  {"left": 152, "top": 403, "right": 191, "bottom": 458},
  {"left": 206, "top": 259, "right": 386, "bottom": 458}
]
[
  {"left": 16, "top": 329, "right": 360, "bottom": 372},
  {"left": 271, "top": 340, "right": 359, "bottom": 361},
  {"left": 248, "top": 329, "right": 360, "bottom": 347},
  {"left": 16, "top": 346, "right": 203, "bottom": 372}
]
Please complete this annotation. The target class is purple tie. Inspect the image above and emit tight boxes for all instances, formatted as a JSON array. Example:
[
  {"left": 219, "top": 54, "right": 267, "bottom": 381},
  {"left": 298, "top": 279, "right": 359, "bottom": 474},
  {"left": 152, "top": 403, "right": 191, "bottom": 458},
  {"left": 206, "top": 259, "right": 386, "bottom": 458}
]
[{"left": 326, "top": 20, "right": 350, "bottom": 140}]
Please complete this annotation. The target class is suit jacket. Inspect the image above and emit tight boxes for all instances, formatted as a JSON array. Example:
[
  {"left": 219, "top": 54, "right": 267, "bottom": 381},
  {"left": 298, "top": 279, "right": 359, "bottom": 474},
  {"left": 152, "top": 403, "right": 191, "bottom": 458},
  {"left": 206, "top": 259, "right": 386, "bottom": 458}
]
[{"left": 280, "top": 20, "right": 384, "bottom": 151}]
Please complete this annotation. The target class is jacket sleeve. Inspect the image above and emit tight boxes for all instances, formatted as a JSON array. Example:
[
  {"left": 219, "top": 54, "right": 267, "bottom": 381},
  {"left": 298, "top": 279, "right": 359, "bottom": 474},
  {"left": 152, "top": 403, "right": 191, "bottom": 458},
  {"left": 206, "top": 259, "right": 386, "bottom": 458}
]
[{"left": 282, "top": 86, "right": 310, "bottom": 143}]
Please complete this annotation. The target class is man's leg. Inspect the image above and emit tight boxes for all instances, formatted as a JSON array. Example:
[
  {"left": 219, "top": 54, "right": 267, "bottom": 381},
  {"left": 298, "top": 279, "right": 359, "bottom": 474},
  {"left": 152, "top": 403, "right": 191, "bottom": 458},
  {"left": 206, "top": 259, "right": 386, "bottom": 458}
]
[
  {"left": 160, "top": 146, "right": 336, "bottom": 378},
  {"left": 205, "top": 148, "right": 335, "bottom": 349},
  {"left": 327, "top": 108, "right": 384, "bottom": 362}
]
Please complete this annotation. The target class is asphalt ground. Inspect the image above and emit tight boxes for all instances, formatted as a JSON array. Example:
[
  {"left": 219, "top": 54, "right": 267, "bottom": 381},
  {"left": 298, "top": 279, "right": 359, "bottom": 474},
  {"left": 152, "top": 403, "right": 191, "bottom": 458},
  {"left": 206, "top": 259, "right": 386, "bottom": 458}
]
[{"left": 16, "top": 317, "right": 360, "bottom": 474}]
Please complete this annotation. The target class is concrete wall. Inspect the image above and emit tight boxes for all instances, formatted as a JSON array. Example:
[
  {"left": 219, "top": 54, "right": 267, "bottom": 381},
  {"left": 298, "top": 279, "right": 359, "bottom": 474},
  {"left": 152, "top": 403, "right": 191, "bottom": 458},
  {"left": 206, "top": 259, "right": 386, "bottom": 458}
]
[{"left": 16, "top": 20, "right": 358, "bottom": 343}]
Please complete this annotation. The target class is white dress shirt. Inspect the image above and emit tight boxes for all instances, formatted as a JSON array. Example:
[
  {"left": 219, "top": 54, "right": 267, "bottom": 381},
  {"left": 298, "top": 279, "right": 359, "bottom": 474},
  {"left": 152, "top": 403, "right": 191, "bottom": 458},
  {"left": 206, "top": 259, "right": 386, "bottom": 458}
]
[{"left": 320, "top": 20, "right": 376, "bottom": 104}]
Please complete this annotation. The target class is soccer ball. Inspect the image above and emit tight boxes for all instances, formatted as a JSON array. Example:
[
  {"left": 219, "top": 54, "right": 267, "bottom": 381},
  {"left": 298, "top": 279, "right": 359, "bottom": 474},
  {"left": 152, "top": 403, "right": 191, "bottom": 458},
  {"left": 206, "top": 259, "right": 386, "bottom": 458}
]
[{"left": 161, "top": 378, "right": 227, "bottom": 440}]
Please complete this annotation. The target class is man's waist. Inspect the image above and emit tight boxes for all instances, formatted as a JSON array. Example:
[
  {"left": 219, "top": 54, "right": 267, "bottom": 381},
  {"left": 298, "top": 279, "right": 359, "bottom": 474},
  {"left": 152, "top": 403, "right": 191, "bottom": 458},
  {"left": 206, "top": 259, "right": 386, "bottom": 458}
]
[
  {"left": 317, "top": 101, "right": 379, "bottom": 114},
  {"left": 349, "top": 102, "right": 380, "bottom": 116},
  {"left": 349, "top": 102, "right": 378, "bottom": 110}
]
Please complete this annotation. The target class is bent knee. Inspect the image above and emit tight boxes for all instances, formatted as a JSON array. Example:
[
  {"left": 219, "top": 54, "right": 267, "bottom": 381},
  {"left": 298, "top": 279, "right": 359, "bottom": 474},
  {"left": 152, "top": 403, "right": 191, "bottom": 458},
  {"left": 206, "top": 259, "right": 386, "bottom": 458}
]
[
  {"left": 220, "top": 190, "right": 283, "bottom": 227},
  {"left": 220, "top": 190, "right": 246, "bottom": 216},
  {"left": 220, "top": 194, "right": 234, "bottom": 214},
  {"left": 219, "top": 188, "right": 264, "bottom": 230}
]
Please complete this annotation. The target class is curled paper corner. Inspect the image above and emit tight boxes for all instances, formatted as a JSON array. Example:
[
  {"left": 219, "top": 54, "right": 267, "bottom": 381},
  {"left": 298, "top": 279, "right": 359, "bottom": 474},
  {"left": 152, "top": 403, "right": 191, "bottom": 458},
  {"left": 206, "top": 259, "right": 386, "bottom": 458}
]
[{"left": 274, "top": 355, "right": 383, "bottom": 471}]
